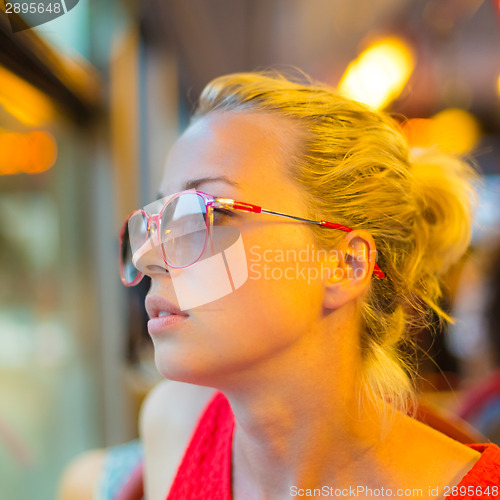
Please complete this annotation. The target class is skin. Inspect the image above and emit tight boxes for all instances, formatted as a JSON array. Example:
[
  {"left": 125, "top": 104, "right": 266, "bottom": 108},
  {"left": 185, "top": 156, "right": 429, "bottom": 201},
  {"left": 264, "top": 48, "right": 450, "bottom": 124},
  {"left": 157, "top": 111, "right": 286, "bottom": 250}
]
[{"left": 137, "top": 111, "right": 481, "bottom": 500}]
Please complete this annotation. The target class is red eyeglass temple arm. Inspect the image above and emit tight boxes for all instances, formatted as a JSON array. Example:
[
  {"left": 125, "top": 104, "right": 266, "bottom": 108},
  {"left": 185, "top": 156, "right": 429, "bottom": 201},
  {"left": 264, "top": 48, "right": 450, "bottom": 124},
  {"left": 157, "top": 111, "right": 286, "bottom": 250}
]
[{"left": 211, "top": 199, "right": 386, "bottom": 279}]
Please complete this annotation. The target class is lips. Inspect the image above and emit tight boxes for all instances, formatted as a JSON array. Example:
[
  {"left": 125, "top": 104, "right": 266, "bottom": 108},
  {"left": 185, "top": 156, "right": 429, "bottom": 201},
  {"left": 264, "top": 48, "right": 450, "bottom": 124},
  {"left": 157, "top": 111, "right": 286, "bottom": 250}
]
[
  {"left": 145, "top": 294, "right": 188, "bottom": 319},
  {"left": 145, "top": 294, "right": 189, "bottom": 335}
]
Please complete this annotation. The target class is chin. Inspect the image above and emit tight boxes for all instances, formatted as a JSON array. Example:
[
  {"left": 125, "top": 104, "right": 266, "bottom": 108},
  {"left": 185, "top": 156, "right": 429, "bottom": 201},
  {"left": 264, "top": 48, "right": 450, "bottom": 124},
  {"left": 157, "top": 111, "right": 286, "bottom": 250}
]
[{"left": 153, "top": 347, "right": 221, "bottom": 387}]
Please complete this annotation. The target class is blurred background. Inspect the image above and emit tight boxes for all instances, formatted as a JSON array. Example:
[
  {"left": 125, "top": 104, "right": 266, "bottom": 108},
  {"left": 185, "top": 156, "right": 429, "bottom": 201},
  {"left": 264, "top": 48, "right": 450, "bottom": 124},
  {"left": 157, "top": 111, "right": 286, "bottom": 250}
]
[{"left": 1, "top": 0, "right": 500, "bottom": 498}]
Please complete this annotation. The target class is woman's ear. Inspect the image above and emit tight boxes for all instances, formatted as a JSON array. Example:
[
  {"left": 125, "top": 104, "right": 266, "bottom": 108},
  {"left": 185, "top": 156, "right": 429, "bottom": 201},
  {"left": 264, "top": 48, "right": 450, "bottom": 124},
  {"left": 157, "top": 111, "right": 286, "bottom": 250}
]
[{"left": 322, "top": 230, "right": 376, "bottom": 310}]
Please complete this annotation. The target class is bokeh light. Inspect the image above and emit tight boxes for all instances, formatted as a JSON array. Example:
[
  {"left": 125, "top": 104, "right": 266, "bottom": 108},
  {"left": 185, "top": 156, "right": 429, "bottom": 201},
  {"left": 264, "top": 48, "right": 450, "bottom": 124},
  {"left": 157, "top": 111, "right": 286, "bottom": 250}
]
[
  {"left": 0, "top": 131, "right": 57, "bottom": 175},
  {"left": 402, "top": 108, "right": 481, "bottom": 154},
  {"left": 338, "top": 37, "right": 415, "bottom": 110},
  {"left": 0, "top": 67, "right": 55, "bottom": 127}
]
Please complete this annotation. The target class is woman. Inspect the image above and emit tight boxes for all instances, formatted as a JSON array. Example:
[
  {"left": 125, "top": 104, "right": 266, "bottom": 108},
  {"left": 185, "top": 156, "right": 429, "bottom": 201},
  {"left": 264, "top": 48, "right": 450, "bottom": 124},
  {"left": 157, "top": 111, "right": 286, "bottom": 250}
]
[
  {"left": 132, "top": 72, "right": 499, "bottom": 499},
  {"left": 61, "top": 71, "right": 500, "bottom": 500}
]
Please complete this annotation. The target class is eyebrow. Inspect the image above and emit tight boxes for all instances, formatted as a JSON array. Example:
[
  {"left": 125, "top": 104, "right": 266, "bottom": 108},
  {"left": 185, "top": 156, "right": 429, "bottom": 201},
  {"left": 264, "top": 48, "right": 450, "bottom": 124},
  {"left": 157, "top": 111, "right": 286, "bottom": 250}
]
[{"left": 157, "top": 176, "right": 239, "bottom": 200}]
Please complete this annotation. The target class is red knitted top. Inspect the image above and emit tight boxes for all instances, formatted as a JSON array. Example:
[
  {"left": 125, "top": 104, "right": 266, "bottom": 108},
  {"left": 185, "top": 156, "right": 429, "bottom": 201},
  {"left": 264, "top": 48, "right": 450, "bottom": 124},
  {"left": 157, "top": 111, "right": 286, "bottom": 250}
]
[{"left": 166, "top": 392, "right": 500, "bottom": 500}]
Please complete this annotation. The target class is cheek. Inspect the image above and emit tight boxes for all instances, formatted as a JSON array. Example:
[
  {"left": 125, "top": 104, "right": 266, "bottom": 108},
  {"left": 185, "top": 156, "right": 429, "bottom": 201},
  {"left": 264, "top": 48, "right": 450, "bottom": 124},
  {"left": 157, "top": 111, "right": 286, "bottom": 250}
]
[{"left": 210, "top": 237, "right": 327, "bottom": 350}]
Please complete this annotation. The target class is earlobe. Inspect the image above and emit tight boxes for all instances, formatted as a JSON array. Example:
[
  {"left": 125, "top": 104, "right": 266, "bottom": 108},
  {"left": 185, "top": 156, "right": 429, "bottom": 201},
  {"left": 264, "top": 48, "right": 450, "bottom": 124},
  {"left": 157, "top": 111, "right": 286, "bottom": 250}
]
[{"left": 323, "top": 271, "right": 351, "bottom": 310}]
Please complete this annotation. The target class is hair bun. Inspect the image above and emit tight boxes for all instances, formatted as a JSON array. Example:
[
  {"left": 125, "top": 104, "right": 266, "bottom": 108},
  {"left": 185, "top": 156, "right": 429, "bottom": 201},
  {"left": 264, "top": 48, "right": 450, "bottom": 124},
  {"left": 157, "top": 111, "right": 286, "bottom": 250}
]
[{"left": 409, "top": 147, "right": 479, "bottom": 276}]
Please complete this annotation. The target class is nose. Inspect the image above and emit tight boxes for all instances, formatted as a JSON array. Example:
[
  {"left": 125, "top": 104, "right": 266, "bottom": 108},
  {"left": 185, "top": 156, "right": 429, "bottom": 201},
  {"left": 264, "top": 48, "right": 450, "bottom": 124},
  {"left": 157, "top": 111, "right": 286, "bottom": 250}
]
[{"left": 133, "top": 223, "right": 169, "bottom": 277}]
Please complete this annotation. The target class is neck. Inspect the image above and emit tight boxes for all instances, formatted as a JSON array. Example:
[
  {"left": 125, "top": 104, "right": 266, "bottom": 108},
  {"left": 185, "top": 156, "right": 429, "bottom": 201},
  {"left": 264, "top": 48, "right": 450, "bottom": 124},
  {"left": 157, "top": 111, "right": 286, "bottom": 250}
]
[
  {"left": 217, "top": 312, "right": 399, "bottom": 498},
  {"left": 230, "top": 379, "right": 400, "bottom": 496}
]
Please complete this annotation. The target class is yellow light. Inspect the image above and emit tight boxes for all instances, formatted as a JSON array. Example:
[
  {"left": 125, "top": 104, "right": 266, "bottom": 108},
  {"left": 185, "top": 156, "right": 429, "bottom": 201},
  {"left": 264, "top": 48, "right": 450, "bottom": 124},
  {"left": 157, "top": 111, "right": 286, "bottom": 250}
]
[
  {"left": 401, "top": 109, "right": 481, "bottom": 155},
  {"left": 0, "top": 131, "right": 57, "bottom": 175},
  {"left": 338, "top": 37, "right": 415, "bottom": 110},
  {"left": 0, "top": 67, "right": 55, "bottom": 126},
  {"left": 497, "top": 73, "right": 500, "bottom": 97},
  {"left": 432, "top": 108, "right": 481, "bottom": 155}
]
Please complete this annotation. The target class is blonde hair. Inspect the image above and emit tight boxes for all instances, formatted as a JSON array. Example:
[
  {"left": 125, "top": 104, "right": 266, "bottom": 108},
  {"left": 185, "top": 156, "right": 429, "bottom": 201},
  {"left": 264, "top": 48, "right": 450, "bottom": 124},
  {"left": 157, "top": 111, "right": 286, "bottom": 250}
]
[{"left": 193, "top": 71, "right": 478, "bottom": 418}]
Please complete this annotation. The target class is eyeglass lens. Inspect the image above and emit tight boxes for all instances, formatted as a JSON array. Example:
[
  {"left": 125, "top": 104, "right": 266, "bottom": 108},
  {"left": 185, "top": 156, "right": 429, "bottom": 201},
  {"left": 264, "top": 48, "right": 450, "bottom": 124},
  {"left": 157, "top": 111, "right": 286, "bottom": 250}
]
[
  {"left": 120, "top": 192, "right": 209, "bottom": 284},
  {"left": 160, "top": 193, "right": 208, "bottom": 267}
]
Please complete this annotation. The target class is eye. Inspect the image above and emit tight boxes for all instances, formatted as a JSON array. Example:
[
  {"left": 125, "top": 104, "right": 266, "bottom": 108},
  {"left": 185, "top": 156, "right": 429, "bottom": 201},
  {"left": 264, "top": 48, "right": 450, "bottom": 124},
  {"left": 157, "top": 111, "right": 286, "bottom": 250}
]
[
  {"left": 212, "top": 207, "right": 241, "bottom": 227},
  {"left": 213, "top": 207, "right": 236, "bottom": 222}
]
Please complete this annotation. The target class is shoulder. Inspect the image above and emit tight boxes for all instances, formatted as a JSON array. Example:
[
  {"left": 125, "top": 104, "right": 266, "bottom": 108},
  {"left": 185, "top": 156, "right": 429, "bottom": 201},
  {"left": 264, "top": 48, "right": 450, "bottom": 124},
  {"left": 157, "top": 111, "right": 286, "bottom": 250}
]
[
  {"left": 57, "top": 448, "right": 106, "bottom": 500},
  {"left": 386, "top": 411, "right": 485, "bottom": 490},
  {"left": 57, "top": 440, "right": 143, "bottom": 500},
  {"left": 139, "top": 380, "right": 216, "bottom": 440},
  {"left": 139, "top": 380, "right": 216, "bottom": 500}
]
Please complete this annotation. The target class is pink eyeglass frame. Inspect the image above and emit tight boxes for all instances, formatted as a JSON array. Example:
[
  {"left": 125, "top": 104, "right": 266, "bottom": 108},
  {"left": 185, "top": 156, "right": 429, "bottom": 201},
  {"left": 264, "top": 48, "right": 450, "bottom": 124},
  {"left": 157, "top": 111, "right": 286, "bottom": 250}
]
[{"left": 119, "top": 189, "right": 386, "bottom": 286}]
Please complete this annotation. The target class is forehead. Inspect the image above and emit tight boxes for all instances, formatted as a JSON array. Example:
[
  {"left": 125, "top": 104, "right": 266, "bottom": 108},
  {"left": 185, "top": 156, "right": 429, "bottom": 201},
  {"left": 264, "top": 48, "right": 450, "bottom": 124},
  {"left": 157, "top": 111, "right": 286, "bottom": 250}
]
[{"left": 159, "top": 111, "right": 304, "bottom": 199}]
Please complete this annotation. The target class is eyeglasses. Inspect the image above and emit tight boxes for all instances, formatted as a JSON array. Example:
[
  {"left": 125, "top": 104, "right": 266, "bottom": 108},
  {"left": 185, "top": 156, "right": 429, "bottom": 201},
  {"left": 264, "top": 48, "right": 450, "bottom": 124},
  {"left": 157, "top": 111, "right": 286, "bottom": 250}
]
[{"left": 119, "top": 189, "right": 386, "bottom": 286}]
